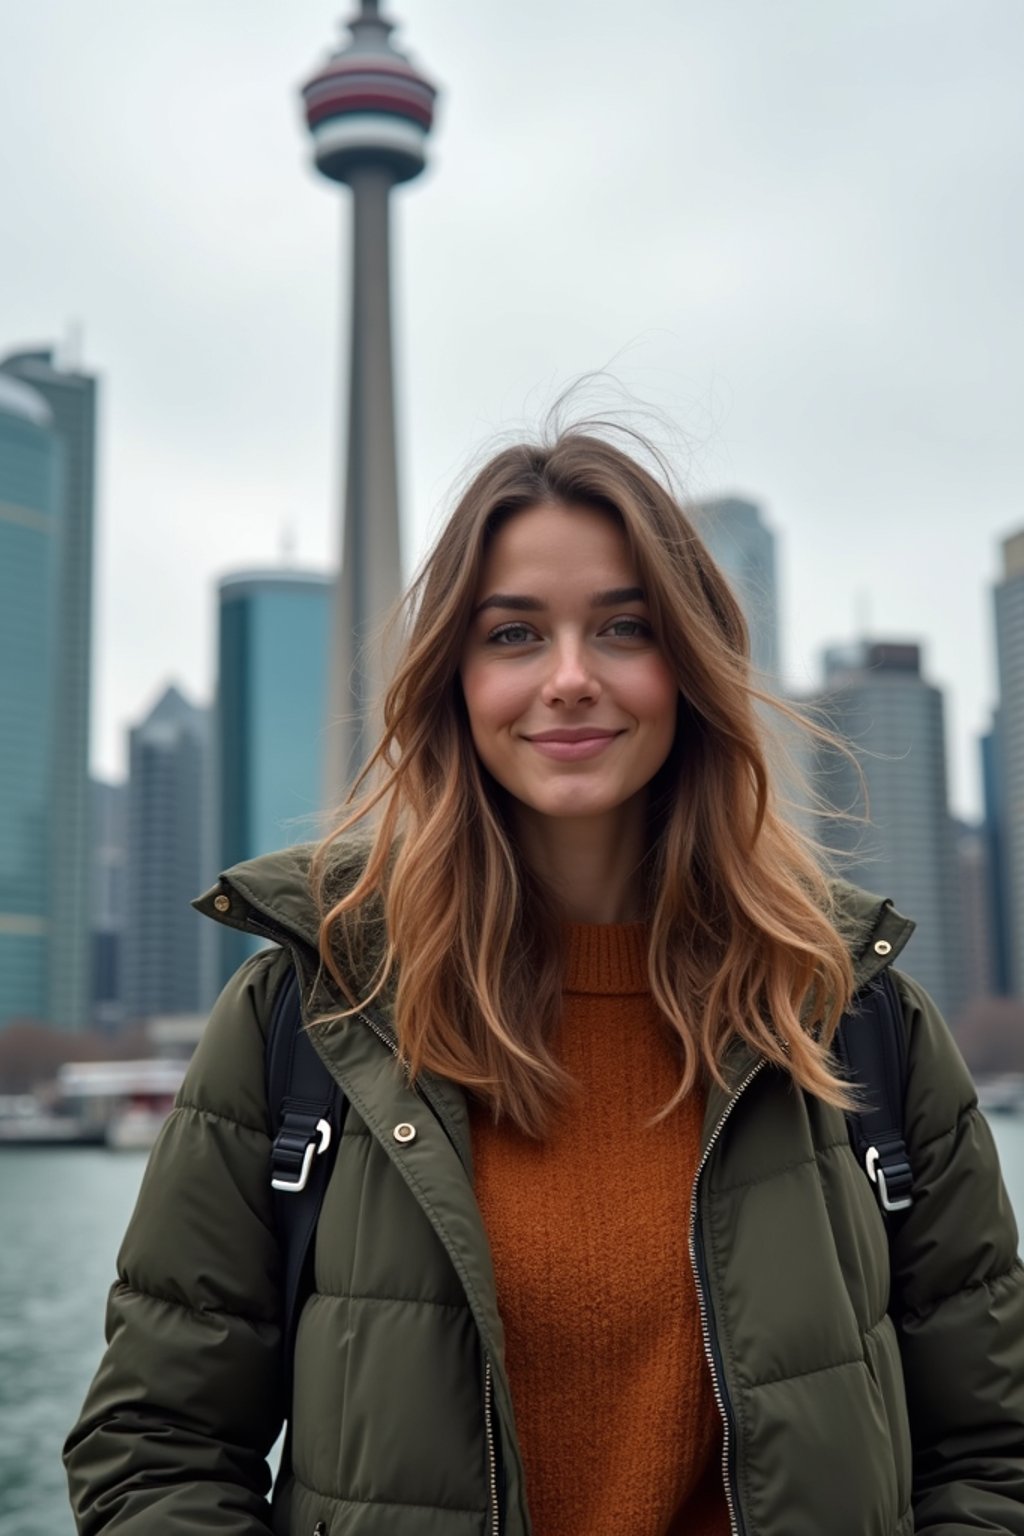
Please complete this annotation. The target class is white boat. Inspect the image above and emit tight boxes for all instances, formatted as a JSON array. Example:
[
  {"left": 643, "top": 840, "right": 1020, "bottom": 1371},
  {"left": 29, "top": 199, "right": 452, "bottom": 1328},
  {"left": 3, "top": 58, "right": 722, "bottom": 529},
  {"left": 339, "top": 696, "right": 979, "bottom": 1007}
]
[
  {"left": 54, "top": 1060, "right": 188, "bottom": 1149},
  {"left": 0, "top": 1094, "right": 105, "bottom": 1147}
]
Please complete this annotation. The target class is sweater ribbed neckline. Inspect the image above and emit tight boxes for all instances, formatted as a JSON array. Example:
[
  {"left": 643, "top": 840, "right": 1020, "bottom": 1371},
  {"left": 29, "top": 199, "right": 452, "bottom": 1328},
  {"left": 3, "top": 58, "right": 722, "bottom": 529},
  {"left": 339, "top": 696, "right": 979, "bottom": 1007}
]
[{"left": 562, "top": 920, "right": 651, "bottom": 995}]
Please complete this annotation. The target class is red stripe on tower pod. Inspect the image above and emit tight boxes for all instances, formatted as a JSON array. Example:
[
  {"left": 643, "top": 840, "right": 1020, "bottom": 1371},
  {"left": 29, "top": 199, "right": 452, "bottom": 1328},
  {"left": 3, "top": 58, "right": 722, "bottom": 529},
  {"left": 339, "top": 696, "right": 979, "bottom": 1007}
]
[
  {"left": 304, "top": 73, "right": 435, "bottom": 106},
  {"left": 306, "top": 93, "right": 434, "bottom": 130},
  {"left": 304, "top": 80, "right": 434, "bottom": 110},
  {"left": 305, "top": 76, "right": 433, "bottom": 104}
]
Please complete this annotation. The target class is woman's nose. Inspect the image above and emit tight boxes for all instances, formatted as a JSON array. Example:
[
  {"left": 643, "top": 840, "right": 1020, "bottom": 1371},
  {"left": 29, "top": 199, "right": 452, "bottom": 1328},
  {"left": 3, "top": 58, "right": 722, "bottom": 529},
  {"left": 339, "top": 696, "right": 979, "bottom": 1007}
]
[{"left": 540, "top": 638, "right": 600, "bottom": 706}]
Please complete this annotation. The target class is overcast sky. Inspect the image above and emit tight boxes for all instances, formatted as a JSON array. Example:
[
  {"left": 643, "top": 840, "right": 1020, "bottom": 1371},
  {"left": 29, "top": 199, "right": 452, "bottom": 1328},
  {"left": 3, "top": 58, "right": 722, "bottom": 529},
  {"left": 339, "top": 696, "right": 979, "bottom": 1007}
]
[{"left": 3, "top": 0, "right": 1022, "bottom": 818}]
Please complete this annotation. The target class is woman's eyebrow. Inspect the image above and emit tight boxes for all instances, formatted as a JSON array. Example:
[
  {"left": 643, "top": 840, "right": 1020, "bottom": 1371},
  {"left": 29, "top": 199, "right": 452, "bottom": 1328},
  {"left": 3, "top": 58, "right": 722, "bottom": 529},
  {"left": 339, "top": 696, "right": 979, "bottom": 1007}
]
[
  {"left": 591, "top": 586, "right": 645, "bottom": 607},
  {"left": 472, "top": 586, "right": 645, "bottom": 617},
  {"left": 473, "top": 593, "right": 544, "bottom": 617}
]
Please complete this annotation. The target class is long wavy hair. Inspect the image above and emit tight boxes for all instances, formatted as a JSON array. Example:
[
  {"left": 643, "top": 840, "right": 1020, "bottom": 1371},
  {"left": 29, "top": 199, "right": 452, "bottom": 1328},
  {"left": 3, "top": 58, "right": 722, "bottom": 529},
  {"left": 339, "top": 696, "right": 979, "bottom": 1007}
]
[{"left": 311, "top": 426, "right": 859, "bottom": 1136}]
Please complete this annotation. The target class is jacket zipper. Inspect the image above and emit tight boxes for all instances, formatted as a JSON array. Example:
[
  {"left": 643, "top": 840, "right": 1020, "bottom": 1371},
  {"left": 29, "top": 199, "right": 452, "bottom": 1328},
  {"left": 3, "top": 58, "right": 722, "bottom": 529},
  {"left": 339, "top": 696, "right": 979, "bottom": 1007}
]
[
  {"left": 484, "top": 1358, "right": 500, "bottom": 1536},
  {"left": 689, "top": 1059, "right": 766, "bottom": 1536},
  {"left": 359, "top": 1009, "right": 401, "bottom": 1060}
]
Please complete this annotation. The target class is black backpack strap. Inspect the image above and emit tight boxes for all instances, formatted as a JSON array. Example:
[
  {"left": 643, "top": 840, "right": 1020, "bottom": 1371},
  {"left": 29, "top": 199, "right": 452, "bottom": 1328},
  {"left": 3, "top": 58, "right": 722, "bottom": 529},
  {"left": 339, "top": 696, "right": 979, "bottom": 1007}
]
[
  {"left": 265, "top": 964, "right": 346, "bottom": 1403},
  {"left": 834, "top": 967, "right": 914, "bottom": 1216}
]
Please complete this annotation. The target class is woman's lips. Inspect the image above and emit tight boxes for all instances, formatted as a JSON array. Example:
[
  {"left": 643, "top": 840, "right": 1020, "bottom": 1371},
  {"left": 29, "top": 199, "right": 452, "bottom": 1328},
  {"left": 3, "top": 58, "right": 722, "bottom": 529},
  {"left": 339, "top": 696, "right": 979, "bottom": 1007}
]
[{"left": 525, "top": 732, "right": 623, "bottom": 761}]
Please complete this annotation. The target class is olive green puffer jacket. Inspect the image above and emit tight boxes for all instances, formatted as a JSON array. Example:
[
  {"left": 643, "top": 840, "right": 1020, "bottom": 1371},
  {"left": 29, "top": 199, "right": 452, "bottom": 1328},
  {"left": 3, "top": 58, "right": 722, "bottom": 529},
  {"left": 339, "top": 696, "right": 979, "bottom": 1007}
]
[{"left": 65, "top": 838, "right": 1024, "bottom": 1536}]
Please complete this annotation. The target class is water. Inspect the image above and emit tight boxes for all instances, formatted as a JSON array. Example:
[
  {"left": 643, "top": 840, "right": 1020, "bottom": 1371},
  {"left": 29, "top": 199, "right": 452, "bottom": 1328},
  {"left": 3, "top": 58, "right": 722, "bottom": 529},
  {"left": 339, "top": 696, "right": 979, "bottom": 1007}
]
[
  {"left": 0, "top": 1151, "right": 147, "bottom": 1536},
  {"left": 2, "top": 1124, "right": 1024, "bottom": 1535}
]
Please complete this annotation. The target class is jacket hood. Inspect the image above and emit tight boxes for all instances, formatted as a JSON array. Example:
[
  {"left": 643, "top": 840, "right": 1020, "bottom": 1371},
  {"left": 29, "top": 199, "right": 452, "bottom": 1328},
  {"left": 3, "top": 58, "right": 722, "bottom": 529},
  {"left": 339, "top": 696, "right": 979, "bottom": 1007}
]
[{"left": 193, "top": 831, "right": 917, "bottom": 1003}]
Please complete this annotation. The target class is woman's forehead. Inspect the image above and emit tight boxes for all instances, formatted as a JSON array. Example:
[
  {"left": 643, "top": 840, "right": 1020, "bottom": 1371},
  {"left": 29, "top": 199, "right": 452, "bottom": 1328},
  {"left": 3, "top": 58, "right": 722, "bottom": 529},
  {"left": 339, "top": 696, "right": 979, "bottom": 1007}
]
[{"left": 477, "top": 500, "right": 635, "bottom": 585}]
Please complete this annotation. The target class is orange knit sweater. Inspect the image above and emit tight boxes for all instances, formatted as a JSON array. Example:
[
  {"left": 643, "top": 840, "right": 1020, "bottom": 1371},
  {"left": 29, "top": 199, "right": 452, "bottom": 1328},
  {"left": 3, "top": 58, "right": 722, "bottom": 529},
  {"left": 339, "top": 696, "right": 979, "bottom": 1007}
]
[{"left": 469, "top": 922, "right": 731, "bottom": 1536}]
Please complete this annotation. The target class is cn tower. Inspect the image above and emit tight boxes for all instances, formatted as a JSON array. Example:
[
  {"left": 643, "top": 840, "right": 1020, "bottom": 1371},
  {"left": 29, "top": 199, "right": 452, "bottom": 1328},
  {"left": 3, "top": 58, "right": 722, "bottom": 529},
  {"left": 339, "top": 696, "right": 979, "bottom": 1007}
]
[{"left": 302, "top": 2, "right": 437, "bottom": 800}]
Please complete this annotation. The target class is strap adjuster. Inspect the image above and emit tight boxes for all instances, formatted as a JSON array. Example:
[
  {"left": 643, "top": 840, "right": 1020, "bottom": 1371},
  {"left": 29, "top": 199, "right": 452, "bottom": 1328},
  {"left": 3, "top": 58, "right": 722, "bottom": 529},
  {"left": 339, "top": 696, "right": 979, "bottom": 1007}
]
[
  {"left": 271, "top": 1106, "right": 333, "bottom": 1194},
  {"left": 865, "top": 1143, "right": 913, "bottom": 1213}
]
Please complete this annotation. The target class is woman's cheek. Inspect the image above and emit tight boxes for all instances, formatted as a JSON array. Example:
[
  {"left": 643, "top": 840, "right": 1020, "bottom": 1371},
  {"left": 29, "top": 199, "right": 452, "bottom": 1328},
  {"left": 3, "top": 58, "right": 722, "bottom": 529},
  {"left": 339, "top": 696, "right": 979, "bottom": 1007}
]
[
  {"left": 625, "top": 656, "right": 678, "bottom": 724},
  {"left": 463, "top": 661, "right": 530, "bottom": 733}
]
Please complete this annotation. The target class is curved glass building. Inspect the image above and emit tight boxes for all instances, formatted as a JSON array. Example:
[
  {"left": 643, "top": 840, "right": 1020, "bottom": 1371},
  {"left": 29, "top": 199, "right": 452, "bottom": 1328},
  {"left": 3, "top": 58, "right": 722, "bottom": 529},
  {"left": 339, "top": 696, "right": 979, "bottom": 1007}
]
[{"left": 216, "top": 569, "right": 332, "bottom": 987}]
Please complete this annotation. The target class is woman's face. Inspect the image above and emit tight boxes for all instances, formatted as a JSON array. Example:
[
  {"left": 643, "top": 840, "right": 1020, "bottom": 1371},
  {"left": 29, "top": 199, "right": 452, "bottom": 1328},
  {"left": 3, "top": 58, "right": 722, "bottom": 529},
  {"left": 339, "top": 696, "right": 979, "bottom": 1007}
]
[{"left": 459, "top": 500, "right": 678, "bottom": 824}]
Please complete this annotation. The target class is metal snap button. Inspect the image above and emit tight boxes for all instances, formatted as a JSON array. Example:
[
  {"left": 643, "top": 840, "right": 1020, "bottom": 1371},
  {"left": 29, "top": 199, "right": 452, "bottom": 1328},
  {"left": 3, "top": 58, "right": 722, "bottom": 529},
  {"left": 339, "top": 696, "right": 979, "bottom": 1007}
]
[
  {"left": 213, "top": 894, "right": 231, "bottom": 913},
  {"left": 873, "top": 939, "right": 892, "bottom": 956},
  {"left": 393, "top": 1122, "right": 417, "bottom": 1144}
]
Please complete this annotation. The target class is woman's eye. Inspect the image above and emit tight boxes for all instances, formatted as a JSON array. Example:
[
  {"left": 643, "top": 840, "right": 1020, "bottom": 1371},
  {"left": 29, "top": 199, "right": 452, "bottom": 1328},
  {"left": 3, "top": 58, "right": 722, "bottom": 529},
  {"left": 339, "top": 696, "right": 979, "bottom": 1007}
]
[
  {"left": 488, "top": 623, "right": 535, "bottom": 645},
  {"left": 604, "top": 617, "right": 651, "bottom": 639}
]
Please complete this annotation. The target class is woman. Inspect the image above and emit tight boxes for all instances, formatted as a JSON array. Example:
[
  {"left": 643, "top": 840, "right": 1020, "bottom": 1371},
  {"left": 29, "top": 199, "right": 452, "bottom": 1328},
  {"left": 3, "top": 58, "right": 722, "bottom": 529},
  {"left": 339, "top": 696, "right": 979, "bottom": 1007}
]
[{"left": 65, "top": 429, "right": 1024, "bottom": 1536}]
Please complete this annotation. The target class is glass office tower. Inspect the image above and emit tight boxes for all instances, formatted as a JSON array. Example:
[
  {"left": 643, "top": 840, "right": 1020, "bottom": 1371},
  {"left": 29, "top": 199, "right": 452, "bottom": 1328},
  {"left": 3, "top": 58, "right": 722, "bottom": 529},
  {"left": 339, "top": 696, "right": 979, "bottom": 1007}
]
[
  {"left": 1, "top": 347, "right": 97, "bottom": 1030},
  {"left": 690, "top": 496, "right": 781, "bottom": 685},
  {"left": 0, "top": 375, "right": 62, "bottom": 1027},
  {"left": 811, "top": 640, "right": 963, "bottom": 1019},
  {"left": 993, "top": 533, "right": 1024, "bottom": 999},
  {"left": 123, "top": 686, "right": 210, "bottom": 1022},
  {"left": 215, "top": 570, "right": 332, "bottom": 986}
]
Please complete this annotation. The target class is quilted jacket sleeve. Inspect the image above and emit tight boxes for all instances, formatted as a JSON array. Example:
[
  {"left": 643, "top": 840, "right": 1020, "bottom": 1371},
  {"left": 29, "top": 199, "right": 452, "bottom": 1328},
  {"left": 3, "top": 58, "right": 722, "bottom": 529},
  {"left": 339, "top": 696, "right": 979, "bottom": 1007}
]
[
  {"left": 891, "top": 969, "right": 1024, "bottom": 1534},
  {"left": 63, "top": 948, "right": 291, "bottom": 1535}
]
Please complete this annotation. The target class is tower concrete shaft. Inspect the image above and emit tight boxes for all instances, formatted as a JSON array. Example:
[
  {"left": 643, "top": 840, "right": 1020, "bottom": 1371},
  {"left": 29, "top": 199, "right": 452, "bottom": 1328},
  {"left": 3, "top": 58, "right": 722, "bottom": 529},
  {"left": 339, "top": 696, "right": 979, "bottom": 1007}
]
[
  {"left": 332, "top": 164, "right": 402, "bottom": 792},
  {"left": 302, "top": 3, "right": 437, "bottom": 802}
]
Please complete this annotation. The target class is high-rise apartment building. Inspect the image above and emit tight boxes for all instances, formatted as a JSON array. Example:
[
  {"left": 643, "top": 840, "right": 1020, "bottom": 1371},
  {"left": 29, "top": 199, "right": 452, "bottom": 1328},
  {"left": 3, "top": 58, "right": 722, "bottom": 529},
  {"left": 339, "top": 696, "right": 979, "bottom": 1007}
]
[
  {"left": 993, "top": 531, "right": 1024, "bottom": 997},
  {"left": 0, "top": 374, "right": 62, "bottom": 1028},
  {"left": 810, "top": 640, "right": 962, "bottom": 1018},
  {"left": 215, "top": 571, "right": 332, "bottom": 986},
  {"left": 123, "top": 686, "right": 210, "bottom": 1022},
  {"left": 1, "top": 346, "right": 97, "bottom": 1031},
  {"left": 689, "top": 496, "right": 780, "bottom": 684}
]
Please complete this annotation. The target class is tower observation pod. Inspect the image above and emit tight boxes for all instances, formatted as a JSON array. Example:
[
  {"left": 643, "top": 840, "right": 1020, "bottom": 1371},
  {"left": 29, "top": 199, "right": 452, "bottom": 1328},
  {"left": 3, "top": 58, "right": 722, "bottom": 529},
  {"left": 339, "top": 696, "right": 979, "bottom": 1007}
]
[{"left": 301, "top": 1, "right": 437, "bottom": 801}]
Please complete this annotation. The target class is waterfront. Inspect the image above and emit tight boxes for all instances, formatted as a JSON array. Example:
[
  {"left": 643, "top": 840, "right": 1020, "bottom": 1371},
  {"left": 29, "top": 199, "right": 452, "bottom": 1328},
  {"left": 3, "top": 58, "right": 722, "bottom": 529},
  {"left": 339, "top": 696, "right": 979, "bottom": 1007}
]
[{"left": 3, "top": 1121, "right": 1024, "bottom": 1536}]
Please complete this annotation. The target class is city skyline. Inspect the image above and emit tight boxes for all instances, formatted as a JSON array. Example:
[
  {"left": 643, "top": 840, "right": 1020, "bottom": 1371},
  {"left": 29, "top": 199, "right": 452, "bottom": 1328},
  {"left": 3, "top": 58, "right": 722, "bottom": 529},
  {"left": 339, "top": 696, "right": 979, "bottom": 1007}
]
[{"left": 1, "top": 1, "right": 1022, "bottom": 821}]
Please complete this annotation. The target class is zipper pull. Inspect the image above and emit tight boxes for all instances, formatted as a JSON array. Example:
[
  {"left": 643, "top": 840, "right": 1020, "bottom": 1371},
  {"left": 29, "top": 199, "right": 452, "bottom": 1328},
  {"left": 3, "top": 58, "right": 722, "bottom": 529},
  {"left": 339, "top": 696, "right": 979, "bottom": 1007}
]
[{"left": 313, "top": 1522, "right": 327, "bottom": 1535}]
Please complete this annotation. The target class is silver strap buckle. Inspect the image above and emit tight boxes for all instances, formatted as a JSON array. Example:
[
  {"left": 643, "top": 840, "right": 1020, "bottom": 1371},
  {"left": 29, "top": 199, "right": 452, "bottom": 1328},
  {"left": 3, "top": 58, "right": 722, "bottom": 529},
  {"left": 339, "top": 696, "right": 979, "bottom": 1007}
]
[
  {"left": 271, "top": 1117, "right": 332, "bottom": 1193},
  {"left": 864, "top": 1145, "right": 913, "bottom": 1213}
]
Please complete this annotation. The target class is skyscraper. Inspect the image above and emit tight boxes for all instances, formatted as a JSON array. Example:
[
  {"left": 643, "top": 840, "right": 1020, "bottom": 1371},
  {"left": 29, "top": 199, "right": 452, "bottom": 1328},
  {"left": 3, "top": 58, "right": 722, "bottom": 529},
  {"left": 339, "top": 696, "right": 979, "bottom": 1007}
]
[
  {"left": 980, "top": 717, "right": 1012, "bottom": 995},
  {"left": 0, "top": 373, "right": 61, "bottom": 1028},
  {"left": 91, "top": 777, "right": 128, "bottom": 1032},
  {"left": 301, "top": 2, "right": 438, "bottom": 799},
  {"left": 123, "top": 685, "right": 210, "bottom": 1022},
  {"left": 1, "top": 346, "right": 97, "bottom": 1031},
  {"left": 215, "top": 570, "right": 332, "bottom": 985},
  {"left": 690, "top": 496, "right": 781, "bottom": 684},
  {"left": 993, "top": 530, "right": 1024, "bottom": 997},
  {"left": 953, "top": 818, "right": 995, "bottom": 1004},
  {"left": 810, "top": 640, "right": 962, "bottom": 1018}
]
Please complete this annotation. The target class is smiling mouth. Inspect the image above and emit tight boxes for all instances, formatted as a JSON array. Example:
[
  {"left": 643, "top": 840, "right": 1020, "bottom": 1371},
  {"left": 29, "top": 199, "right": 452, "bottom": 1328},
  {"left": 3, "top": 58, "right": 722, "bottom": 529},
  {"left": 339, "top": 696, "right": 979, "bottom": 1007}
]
[
  {"left": 525, "top": 729, "right": 624, "bottom": 743},
  {"left": 525, "top": 732, "right": 624, "bottom": 761}
]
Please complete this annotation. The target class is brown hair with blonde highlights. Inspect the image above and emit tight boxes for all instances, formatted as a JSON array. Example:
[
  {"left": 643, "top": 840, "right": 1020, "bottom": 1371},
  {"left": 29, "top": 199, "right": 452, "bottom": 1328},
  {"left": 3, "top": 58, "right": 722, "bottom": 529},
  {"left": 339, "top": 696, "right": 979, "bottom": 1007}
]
[{"left": 312, "top": 424, "right": 859, "bottom": 1137}]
